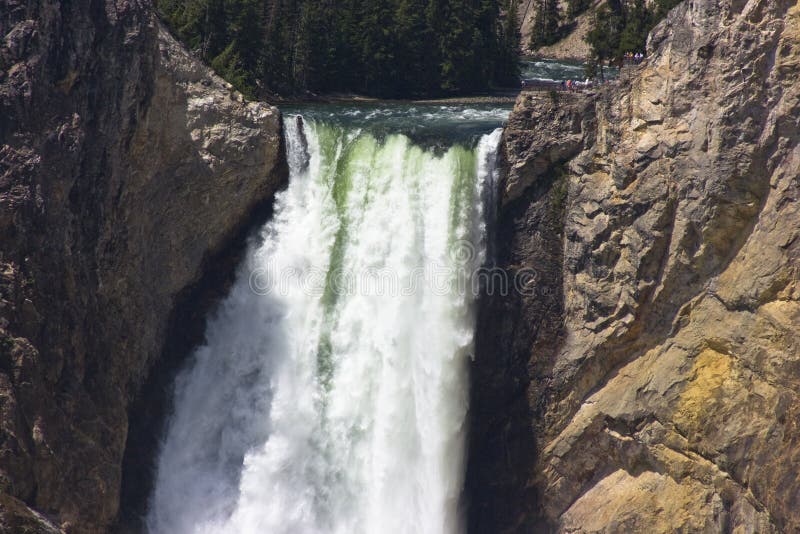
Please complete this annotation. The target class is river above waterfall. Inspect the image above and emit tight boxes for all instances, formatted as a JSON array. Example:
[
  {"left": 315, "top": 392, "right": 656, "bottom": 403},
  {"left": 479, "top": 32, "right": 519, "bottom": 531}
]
[
  {"left": 280, "top": 103, "right": 512, "bottom": 148},
  {"left": 145, "top": 103, "right": 509, "bottom": 534},
  {"left": 520, "top": 57, "right": 619, "bottom": 82}
]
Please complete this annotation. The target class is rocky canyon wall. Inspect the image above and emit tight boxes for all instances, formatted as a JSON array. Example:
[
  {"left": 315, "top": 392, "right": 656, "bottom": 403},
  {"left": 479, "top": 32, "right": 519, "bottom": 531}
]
[
  {"left": 469, "top": 0, "right": 800, "bottom": 532},
  {"left": 0, "top": 1, "right": 285, "bottom": 532}
]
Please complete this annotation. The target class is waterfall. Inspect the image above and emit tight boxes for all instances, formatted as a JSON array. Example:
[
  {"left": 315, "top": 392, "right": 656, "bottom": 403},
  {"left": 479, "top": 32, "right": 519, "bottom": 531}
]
[{"left": 146, "top": 113, "right": 503, "bottom": 534}]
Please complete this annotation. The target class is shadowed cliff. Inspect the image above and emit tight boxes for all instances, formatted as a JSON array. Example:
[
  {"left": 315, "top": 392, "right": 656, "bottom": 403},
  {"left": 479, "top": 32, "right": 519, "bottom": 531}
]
[{"left": 0, "top": 1, "right": 286, "bottom": 531}]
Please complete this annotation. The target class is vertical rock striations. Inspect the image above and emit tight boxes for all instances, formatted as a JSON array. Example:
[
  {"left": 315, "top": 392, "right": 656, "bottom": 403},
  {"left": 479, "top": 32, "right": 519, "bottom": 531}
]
[
  {"left": 471, "top": 0, "right": 800, "bottom": 532},
  {"left": 0, "top": 1, "right": 285, "bottom": 532},
  {"left": 467, "top": 91, "right": 595, "bottom": 533}
]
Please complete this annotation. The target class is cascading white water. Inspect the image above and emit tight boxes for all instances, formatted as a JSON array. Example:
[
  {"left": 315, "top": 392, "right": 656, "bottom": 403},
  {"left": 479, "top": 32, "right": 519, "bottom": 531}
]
[{"left": 146, "top": 111, "right": 503, "bottom": 534}]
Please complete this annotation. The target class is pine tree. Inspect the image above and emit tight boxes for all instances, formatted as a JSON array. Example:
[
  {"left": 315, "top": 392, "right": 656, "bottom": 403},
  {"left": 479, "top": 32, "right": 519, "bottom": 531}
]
[
  {"left": 584, "top": 4, "right": 622, "bottom": 79},
  {"left": 530, "top": 0, "right": 561, "bottom": 49},
  {"left": 566, "top": 0, "right": 591, "bottom": 18},
  {"left": 231, "top": 0, "right": 261, "bottom": 73},
  {"left": 395, "top": 0, "right": 438, "bottom": 95},
  {"left": 260, "top": 0, "right": 293, "bottom": 93},
  {"left": 618, "top": 0, "right": 648, "bottom": 54},
  {"left": 505, "top": 0, "right": 521, "bottom": 52},
  {"left": 211, "top": 43, "right": 250, "bottom": 95},
  {"left": 201, "top": 0, "right": 228, "bottom": 59},
  {"left": 494, "top": 0, "right": 521, "bottom": 86},
  {"left": 358, "top": 0, "right": 396, "bottom": 95}
]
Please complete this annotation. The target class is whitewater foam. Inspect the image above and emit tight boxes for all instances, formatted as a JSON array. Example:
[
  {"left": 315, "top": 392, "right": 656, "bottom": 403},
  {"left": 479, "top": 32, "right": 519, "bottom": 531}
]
[{"left": 146, "top": 113, "right": 502, "bottom": 534}]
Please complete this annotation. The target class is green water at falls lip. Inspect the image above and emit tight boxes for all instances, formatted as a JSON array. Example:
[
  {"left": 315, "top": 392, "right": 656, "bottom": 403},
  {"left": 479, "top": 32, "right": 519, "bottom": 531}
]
[
  {"left": 279, "top": 103, "right": 512, "bottom": 148},
  {"left": 146, "top": 109, "right": 503, "bottom": 534}
]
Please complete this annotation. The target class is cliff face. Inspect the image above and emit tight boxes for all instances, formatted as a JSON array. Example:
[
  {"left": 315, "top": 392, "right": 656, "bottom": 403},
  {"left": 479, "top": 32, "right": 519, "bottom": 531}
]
[
  {"left": 0, "top": 1, "right": 285, "bottom": 532},
  {"left": 470, "top": 0, "right": 800, "bottom": 532}
]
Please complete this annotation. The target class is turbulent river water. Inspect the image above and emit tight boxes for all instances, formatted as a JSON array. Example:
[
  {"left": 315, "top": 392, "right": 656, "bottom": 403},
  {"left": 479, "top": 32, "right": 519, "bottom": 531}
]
[
  {"left": 520, "top": 57, "right": 618, "bottom": 81},
  {"left": 520, "top": 57, "right": 587, "bottom": 81},
  {"left": 146, "top": 103, "right": 509, "bottom": 534}
]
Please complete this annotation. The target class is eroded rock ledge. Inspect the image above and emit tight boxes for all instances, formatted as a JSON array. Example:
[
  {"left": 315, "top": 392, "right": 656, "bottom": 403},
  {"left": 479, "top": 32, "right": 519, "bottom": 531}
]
[
  {"left": 0, "top": 1, "right": 286, "bottom": 531},
  {"left": 470, "top": 0, "right": 800, "bottom": 532}
]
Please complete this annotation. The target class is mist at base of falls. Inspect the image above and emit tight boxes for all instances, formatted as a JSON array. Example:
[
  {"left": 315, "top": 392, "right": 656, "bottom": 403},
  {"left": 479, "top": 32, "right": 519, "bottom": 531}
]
[{"left": 145, "top": 104, "right": 506, "bottom": 534}]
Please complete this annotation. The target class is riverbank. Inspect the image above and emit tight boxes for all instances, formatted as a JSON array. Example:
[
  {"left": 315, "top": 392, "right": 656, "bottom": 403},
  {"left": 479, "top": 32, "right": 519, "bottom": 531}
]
[
  {"left": 260, "top": 58, "right": 591, "bottom": 106},
  {"left": 265, "top": 91, "right": 520, "bottom": 107}
]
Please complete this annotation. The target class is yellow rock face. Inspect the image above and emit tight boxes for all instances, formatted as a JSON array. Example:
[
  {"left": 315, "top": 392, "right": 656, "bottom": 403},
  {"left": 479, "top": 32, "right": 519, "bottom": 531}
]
[
  {"left": 561, "top": 469, "right": 722, "bottom": 534},
  {"left": 474, "top": 0, "right": 800, "bottom": 532},
  {"left": 673, "top": 349, "right": 733, "bottom": 435}
]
